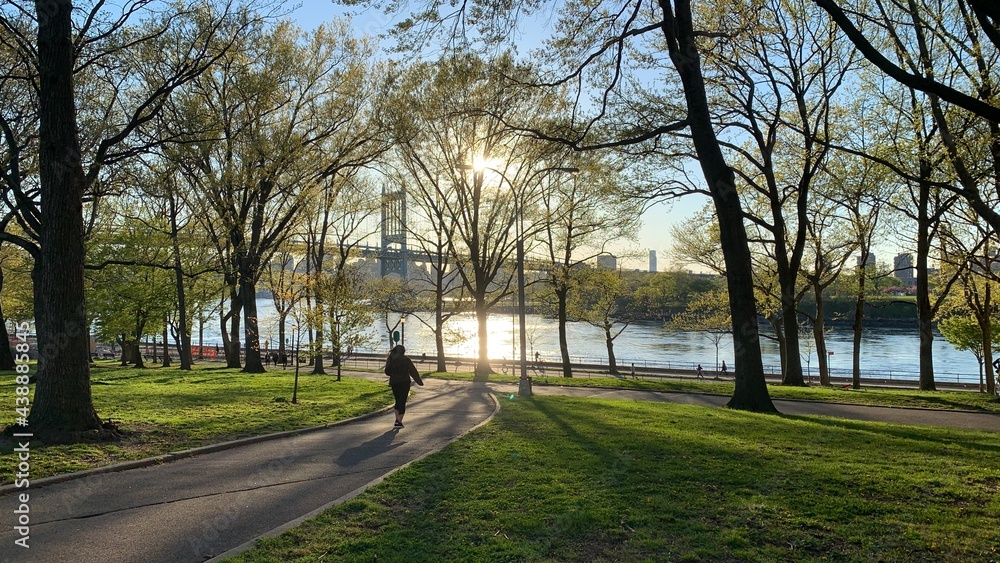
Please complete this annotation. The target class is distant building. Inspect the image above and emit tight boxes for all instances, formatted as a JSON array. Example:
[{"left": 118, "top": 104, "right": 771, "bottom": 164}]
[
  {"left": 649, "top": 250, "right": 657, "bottom": 273},
  {"left": 894, "top": 253, "right": 915, "bottom": 286},
  {"left": 856, "top": 252, "right": 876, "bottom": 269},
  {"left": 596, "top": 254, "right": 617, "bottom": 270}
]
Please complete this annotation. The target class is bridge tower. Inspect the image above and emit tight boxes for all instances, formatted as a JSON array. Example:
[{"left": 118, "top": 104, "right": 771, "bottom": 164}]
[{"left": 381, "top": 185, "right": 407, "bottom": 277}]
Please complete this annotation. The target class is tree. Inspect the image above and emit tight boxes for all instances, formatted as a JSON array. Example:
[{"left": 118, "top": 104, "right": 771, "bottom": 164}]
[
  {"left": 938, "top": 313, "right": 1000, "bottom": 393},
  {"left": 389, "top": 168, "right": 468, "bottom": 373},
  {"left": 798, "top": 195, "right": 855, "bottom": 386},
  {"left": 536, "top": 158, "right": 641, "bottom": 378},
  {"left": 672, "top": 289, "right": 731, "bottom": 373},
  {"left": 130, "top": 162, "right": 220, "bottom": 370},
  {"left": 701, "top": 0, "right": 856, "bottom": 386},
  {"left": 87, "top": 210, "right": 176, "bottom": 369},
  {"left": 388, "top": 54, "right": 559, "bottom": 380},
  {"left": 303, "top": 172, "right": 387, "bottom": 375},
  {"left": 344, "top": 0, "right": 775, "bottom": 410},
  {"left": 0, "top": 240, "right": 32, "bottom": 370},
  {"left": 814, "top": 0, "right": 1000, "bottom": 124},
  {"left": 632, "top": 270, "right": 720, "bottom": 323},
  {"left": 938, "top": 202, "right": 1000, "bottom": 395},
  {"left": 315, "top": 262, "right": 379, "bottom": 382},
  {"left": 166, "top": 19, "right": 384, "bottom": 373},
  {"left": 263, "top": 249, "right": 304, "bottom": 364},
  {"left": 1, "top": 0, "right": 258, "bottom": 440},
  {"left": 567, "top": 266, "right": 636, "bottom": 375},
  {"left": 815, "top": 0, "right": 1000, "bottom": 268},
  {"left": 824, "top": 144, "right": 891, "bottom": 389}
]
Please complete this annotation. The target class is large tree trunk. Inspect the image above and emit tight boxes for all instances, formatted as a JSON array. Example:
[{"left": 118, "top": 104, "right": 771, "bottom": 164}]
[
  {"left": 779, "top": 287, "right": 805, "bottom": 385},
  {"left": 118, "top": 335, "right": 130, "bottom": 366},
  {"left": 241, "top": 271, "right": 265, "bottom": 373},
  {"left": 852, "top": 269, "right": 865, "bottom": 390},
  {"left": 161, "top": 321, "right": 171, "bottom": 367},
  {"left": 434, "top": 284, "right": 447, "bottom": 373},
  {"left": 130, "top": 341, "right": 144, "bottom": 369},
  {"left": 557, "top": 286, "right": 572, "bottom": 378},
  {"left": 311, "top": 293, "right": 326, "bottom": 375},
  {"left": 979, "top": 283, "right": 995, "bottom": 395},
  {"left": 25, "top": 0, "right": 107, "bottom": 439},
  {"left": 770, "top": 317, "right": 787, "bottom": 377},
  {"left": 223, "top": 292, "right": 242, "bottom": 369},
  {"left": 814, "top": 284, "right": 829, "bottom": 386},
  {"left": 660, "top": 0, "right": 775, "bottom": 413},
  {"left": 915, "top": 167, "right": 936, "bottom": 391},
  {"left": 474, "top": 298, "right": 492, "bottom": 381}
]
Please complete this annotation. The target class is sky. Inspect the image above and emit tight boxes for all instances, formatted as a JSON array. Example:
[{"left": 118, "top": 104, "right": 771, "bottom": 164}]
[{"left": 284, "top": 3, "right": 713, "bottom": 272}]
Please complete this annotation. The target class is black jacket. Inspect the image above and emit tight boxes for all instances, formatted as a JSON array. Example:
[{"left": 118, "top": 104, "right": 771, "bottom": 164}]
[{"left": 385, "top": 355, "right": 423, "bottom": 386}]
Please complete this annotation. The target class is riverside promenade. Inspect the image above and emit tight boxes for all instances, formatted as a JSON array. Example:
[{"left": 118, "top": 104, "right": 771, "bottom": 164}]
[{"left": 1, "top": 373, "right": 997, "bottom": 562}]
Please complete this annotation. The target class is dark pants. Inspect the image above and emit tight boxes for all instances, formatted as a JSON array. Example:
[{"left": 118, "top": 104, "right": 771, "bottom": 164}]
[{"left": 390, "top": 381, "right": 411, "bottom": 415}]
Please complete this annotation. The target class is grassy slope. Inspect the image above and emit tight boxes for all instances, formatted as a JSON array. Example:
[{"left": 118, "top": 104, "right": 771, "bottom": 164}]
[
  {"left": 0, "top": 361, "right": 391, "bottom": 482},
  {"left": 232, "top": 395, "right": 1000, "bottom": 562}
]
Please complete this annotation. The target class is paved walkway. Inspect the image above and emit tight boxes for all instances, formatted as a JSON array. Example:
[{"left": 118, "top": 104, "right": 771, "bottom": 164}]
[
  {"left": 2, "top": 375, "right": 998, "bottom": 563},
  {"left": 0, "top": 379, "right": 496, "bottom": 563}
]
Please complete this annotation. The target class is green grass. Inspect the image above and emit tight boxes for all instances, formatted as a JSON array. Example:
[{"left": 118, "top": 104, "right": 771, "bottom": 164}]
[
  {"left": 0, "top": 361, "right": 391, "bottom": 482},
  {"left": 428, "top": 370, "right": 1000, "bottom": 413},
  {"left": 230, "top": 395, "right": 1000, "bottom": 562}
]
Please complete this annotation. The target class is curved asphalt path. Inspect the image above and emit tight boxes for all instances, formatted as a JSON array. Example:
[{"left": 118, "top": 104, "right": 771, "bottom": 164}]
[{"left": 0, "top": 379, "right": 496, "bottom": 563}]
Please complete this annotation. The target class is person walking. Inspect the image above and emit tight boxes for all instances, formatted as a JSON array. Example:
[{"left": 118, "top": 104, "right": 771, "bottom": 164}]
[
  {"left": 720, "top": 361, "right": 728, "bottom": 378},
  {"left": 696, "top": 363, "right": 703, "bottom": 379},
  {"left": 384, "top": 345, "right": 424, "bottom": 428}
]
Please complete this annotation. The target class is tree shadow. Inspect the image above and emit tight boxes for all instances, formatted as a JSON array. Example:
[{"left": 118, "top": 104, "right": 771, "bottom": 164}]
[{"left": 780, "top": 414, "right": 1000, "bottom": 456}]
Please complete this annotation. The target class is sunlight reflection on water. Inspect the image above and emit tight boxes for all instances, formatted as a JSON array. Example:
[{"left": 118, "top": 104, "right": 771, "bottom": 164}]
[{"left": 208, "top": 300, "right": 982, "bottom": 383}]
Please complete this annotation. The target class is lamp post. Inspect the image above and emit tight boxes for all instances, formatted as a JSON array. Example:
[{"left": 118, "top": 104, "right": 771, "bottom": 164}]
[
  {"left": 400, "top": 315, "right": 406, "bottom": 346},
  {"left": 460, "top": 160, "right": 578, "bottom": 395}
]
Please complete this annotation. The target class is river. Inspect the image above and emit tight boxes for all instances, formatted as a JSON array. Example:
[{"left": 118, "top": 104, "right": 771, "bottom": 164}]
[{"left": 193, "top": 299, "right": 988, "bottom": 385}]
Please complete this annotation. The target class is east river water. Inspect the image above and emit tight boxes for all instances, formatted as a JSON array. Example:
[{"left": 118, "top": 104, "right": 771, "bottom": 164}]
[{"left": 194, "top": 299, "right": 988, "bottom": 386}]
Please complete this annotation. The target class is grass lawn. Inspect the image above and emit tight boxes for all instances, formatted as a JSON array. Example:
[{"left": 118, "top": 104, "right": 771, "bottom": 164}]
[
  {"left": 0, "top": 361, "right": 391, "bottom": 482},
  {"left": 230, "top": 395, "right": 1000, "bottom": 562},
  {"left": 429, "top": 370, "right": 1000, "bottom": 413}
]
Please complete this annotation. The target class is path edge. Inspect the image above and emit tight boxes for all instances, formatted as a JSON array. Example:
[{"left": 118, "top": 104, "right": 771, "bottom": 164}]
[
  {"left": 205, "top": 391, "right": 502, "bottom": 562},
  {"left": 0, "top": 405, "right": 395, "bottom": 497}
]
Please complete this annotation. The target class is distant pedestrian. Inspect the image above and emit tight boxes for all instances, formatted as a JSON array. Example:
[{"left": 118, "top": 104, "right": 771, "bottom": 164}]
[
  {"left": 384, "top": 345, "right": 424, "bottom": 429},
  {"left": 721, "top": 361, "right": 728, "bottom": 378},
  {"left": 631, "top": 363, "right": 636, "bottom": 379},
  {"left": 697, "top": 364, "right": 703, "bottom": 379}
]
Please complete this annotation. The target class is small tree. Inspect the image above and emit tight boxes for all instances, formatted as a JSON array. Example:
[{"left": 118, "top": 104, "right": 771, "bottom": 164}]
[
  {"left": 316, "top": 263, "right": 379, "bottom": 382},
  {"left": 567, "top": 267, "right": 636, "bottom": 375},
  {"left": 672, "top": 289, "right": 731, "bottom": 375},
  {"left": 938, "top": 313, "right": 1000, "bottom": 393}
]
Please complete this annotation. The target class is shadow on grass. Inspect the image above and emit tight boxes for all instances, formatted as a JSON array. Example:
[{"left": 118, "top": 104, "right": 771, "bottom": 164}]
[
  {"left": 904, "top": 395, "right": 997, "bottom": 412},
  {"left": 782, "top": 414, "right": 1000, "bottom": 456}
]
